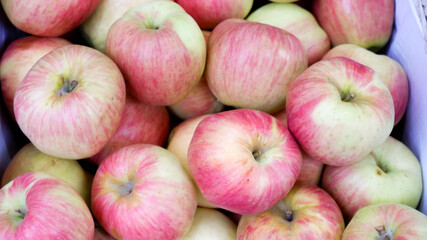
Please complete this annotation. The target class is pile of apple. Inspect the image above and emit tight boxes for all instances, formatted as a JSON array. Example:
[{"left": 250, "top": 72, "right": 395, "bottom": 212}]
[{"left": 0, "top": 0, "right": 426, "bottom": 239}]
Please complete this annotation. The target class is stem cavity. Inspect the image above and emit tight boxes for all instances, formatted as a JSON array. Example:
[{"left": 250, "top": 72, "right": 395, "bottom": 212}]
[
  {"left": 57, "top": 75, "right": 78, "bottom": 97},
  {"left": 376, "top": 225, "right": 391, "bottom": 240},
  {"left": 15, "top": 208, "right": 26, "bottom": 219}
]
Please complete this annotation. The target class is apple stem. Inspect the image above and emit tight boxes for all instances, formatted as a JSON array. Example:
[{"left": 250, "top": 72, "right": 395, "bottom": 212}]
[
  {"left": 341, "top": 92, "right": 355, "bottom": 102},
  {"left": 57, "top": 75, "right": 78, "bottom": 97},
  {"left": 285, "top": 210, "right": 293, "bottom": 222},
  {"left": 376, "top": 226, "right": 390, "bottom": 240},
  {"left": 15, "top": 209, "right": 26, "bottom": 219}
]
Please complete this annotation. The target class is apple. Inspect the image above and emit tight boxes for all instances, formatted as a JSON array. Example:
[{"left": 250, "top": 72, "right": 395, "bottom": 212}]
[
  {"left": 81, "top": 0, "right": 172, "bottom": 53},
  {"left": 286, "top": 57, "right": 394, "bottom": 166},
  {"left": 207, "top": 19, "right": 307, "bottom": 113},
  {"left": 322, "top": 44, "right": 409, "bottom": 125},
  {"left": 91, "top": 144, "right": 197, "bottom": 240},
  {"left": 1, "top": 143, "right": 92, "bottom": 206},
  {"left": 237, "top": 185, "right": 344, "bottom": 239},
  {"left": 89, "top": 96, "right": 170, "bottom": 165},
  {"left": 0, "top": 36, "right": 71, "bottom": 120},
  {"left": 0, "top": 0, "right": 100, "bottom": 37},
  {"left": 0, "top": 172, "right": 94, "bottom": 239},
  {"left": 167, "top": 114, "right": 216, "bottom": 208},
  {"left": 175, "top": 0, "right": 253, "bottom": 30},
  {"left": 169, "top": 31, "right": 223, "bottom": 119},
  {"left": 313, "top": 0, "right": 394, "bottom": 51},
  {"left": 247, "top": 2, "right": 330, "bottom": 65},
  {"left": 188, "top": 109, "right": 302, "bottom": 215},
  {"left": 180, "top": 208, "right": 237, "bottom": 240},
  {"left": 95, "top": 227, "right": 116, "bottom": 240},
  {"left": 273, "top": 109, "right": 324, "bottom": 186},
  {"left": 106, "top": 1, "right": 206, "bottom": 106},
  {"left": 342, "top": 203, "right": 427, "bottom": 240},
  {"left": 322, "top": 136, "right": 423, "bottom": 220},
  {"left": 13, "top": 44, "right": 126, "bottom": 160}
]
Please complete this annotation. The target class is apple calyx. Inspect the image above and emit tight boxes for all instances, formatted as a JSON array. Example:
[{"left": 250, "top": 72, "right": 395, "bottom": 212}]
[
  {"left": 252, "top": 150, "right": 263, "bottom": 161},
  {"left": 375, "top": 225, "right": 391, "bottom": 240},
  {"left": 57, "top": 75, "right": 78, "bottom": 97},
  {"left": 341, "top": 92, "right": 355, "bottom": 102},
  {"left": 15, "top": 208, "right": 26, "bottom": 219},
  {"left": 284, "top": 209, "right": 293, "bottom": 222},
  {"left": 118, "top": 181, "right": 135, "bottom": 196}
]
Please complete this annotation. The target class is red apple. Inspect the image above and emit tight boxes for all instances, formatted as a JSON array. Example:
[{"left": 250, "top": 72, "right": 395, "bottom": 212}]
[
  {"left": 94, "top": 227, "right": 115, "bottom": 240},
  {"left": 323, "top": 44, "right": 409, "bottom": 125},
  {"left": 247, "top": 2, "right": 330, "bottom": 65},
  {"left": 0, "top": 172, "right": 94, "bottom": 239},
  {"left": 313, "top": 0, "right": 394, "bottom": 51},
  {"left": 14, "top": 44, "right": 126, "bottom": 159},
  {"left": 273, "top": 109, "right": 324, "bottom": 186},
  {"left": 89, "top": 96, "right": 170, "bottom": 165},
  {"left": 342, "top": 203, "right": 427, "bottom": 240},
  {"left": 207, "top": 19, "right": 307, "bottom": 113},
  {"left": 188, "top": 109, "right": 302, "bottom": 215},
  {"left": 237, "top": 185, "right": 344, "bottom": 239},
  {"left": 91, "top": 144, "right": 197, "bottom": 240},
  {"left": 106, "top": 1, "right": 206, "bottom": 106},
  {"left": 1, "top": 0, "right": 100, "bottom": 36},
  {"left": 175, "top": 0, "right": 253, "bottom": 30},
  {"left": 0, "top": 36, "right": 71, "bottom": 120},
  {"left": 322, "top": 136, "right": 423, "bottom": 220},
  {"left": 286, "top": 57, "right": 394, "bottom": 166}
]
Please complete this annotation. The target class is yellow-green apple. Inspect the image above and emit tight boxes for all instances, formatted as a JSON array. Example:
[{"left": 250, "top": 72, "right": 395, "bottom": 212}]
[
  {"left": 0, "top": 36, "right": 71, "bottom": 120},
  {"left": 188, "top": 109, "right": 302, "bottom": 215},
  {"left": 342, "top": 203, "right": 427, "bottom": 240},
  {"left": 89, "top": 96, "right": 170, "bottom": 165},
  {"left": 206, "top": 19, "right": 307, "bottom": 113},
  {"left": 313, "top": 0, "right": 394, "bottom": 51},
  {"left": 91, "top": 144, "right": 197, "bottom": 240},
  {"left": 107, "top": 1, "right": 206, "bottom": 106},
  {"left": 179, "top": 207, "right": 237, "bottom": 240},
  {"left": 0, "top": 0, "right": 100, "bottom": 37},
  {"left": 322, "top": 136, "right": 423, "bottom": 220},
  {"left": 0, "top": 172, "right": 94, "bottom": 239},
  {"left": 167, "top": 114, "right": 216, "bottom": 208},
  {"left": 81, "top": 0, "right": 172, "bottom": 53},
  {"left": 237, "top": 185, "right": 344, "bottom": 239},
  {"left": 247, "top": 3, "right": 330, "bottom": 65},
  {"left": 322, "top": 44, "right": 409, "bottom": 125},
  {"left": 273, "top": 109, "right": 324, "bottom": 186},
  {"left": 286, "top": 57, "right": 394, "bottom": 166},
  {"left": 175, "top": 0, "right": 253, "bottom": 30},
  {"left": 13, "top": 44, "right": 126, "bottom": 159},
  {"left": 1, "top": 143, "right": 92, "bottom": 206}
]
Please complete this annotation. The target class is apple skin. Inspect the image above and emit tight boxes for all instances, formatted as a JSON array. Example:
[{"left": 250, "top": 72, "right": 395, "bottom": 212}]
[
  {"left": 286, "top": 57, "right": 394, "bottom": 166},
  {"left": 89, "top": 96, "right": 170, "bottom": 165},
  {"left": 0, "top": 36, "right": 71, "bottom": 120},
  {"left": 81, "top": 0, "right": 172, "bottom": 53},
  {"left": 322, "top": 44, "right": 409, "bottom": 125},
  {"left": 106, "top": 1, "right": 206, "bottom": 106},
  {"left": 188, "top": 109, "right": 302, "bottom": 215},
  {"left": 175, "top": 0, "right": 253, "bottom": 30},
  {"left": 342, "top": 203, "right": 427, "bottom": 240},
  {"left": 273, "top": 109, "right": 324, "bottom": 186},
  {"left": 91, "top": 144, "right": 197, "bottom": 240},
  {"left": 313, "top": 0, "right": 394, "bottom": 51},
  {"left": 167, "top": 114, "right": 217, "bottom": 208},
  {"left": 0, "top": 172, "right": 94, "bottom": 239},
  {"left": 179, "top": 208, "right": 237, "bottom": 240},
  {"left": 237, "top": 185, "right": 344, "bottom": 240},
  {"left": 207, "top": 19, "right": 307, "bottom": 113},
  {"left": 0, "top": 0, "right": 100, "bottom": 37},
  {"left": 169, "top": 31, "right": 223, "bottom": 119},
  {"left": 321, "top": 136, "right": 423, "bottom": 220},
  {"left": 13, "top": 44, "right": 126, "bottom": 160},
  {"left": 94, "top": 228, "right": 116, "bottom": 240},
  {"left": 1, "top": 143, "right": 92, "bottom": 206},
  {"left": 247, "top": 3, "right": 330, "bottom": 65}
]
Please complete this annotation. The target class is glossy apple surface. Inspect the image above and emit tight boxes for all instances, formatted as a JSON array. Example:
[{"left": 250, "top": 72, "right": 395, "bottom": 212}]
[
  {"left": 91, "top": 144, "right": 197, "bottom": 240},
  {"left": 188, "top": 109, "right": 302, "bottom": 215},
  {"left": 14, "top": 44, "right": 126, "bottom": 159},
  {"left": 207, "top": 19, "right": 307, "bottom": 113},
  {"left": 286, "top": 57, "right": 394, "bottom": 166},
  {"left": 0, "top": 36, "right": 71, "bottom": 120}
]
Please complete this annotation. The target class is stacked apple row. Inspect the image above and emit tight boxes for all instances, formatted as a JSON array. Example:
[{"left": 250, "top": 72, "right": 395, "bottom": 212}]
[{"left": 0, "top": 0, "right": 427, "bottom": 240}]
